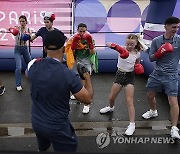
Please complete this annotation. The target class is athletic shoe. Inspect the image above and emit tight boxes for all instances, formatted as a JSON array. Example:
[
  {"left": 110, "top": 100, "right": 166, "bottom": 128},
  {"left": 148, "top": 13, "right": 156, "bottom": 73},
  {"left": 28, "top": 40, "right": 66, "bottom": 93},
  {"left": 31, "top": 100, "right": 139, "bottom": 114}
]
[
  {"left": 0, "top": 86, "right": 5, "bottom": 96},
  {"left": 16, "top": 86, "right": 22, "bottom": 92},
  {"left": 100, "top": 106, "right": 114, "bottom": 114},
  {"left": 171, "top": 126, "right": 180, "bottom": 139},
  {"left": 125, "top": 123, "right": 135, "bottom": 136},
  {"left": 82, "top": 105, "right": 90, "bottom": 114},
  {"left": 70, "top": 95, "right": 76, "bottom": 100},
  {"left": 142, "top": 109, "right": 158, "bottom": 119}
]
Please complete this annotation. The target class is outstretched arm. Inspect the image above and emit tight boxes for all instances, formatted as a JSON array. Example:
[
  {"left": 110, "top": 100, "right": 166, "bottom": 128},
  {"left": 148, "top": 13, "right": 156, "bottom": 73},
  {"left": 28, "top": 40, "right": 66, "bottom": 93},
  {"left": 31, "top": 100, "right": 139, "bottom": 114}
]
[
  {"left": 106, "top": 42, "right": 129, "bottom": 59},
  {"left": 30, "top": 34, "right": 38, "bottom": 42}
]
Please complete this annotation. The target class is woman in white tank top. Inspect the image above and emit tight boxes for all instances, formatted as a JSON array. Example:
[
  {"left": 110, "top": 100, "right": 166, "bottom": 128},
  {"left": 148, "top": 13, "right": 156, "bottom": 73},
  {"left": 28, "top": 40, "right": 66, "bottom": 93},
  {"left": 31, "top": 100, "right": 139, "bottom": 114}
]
[{"left": 100, "top": 34, "right": 144, "bottom": 136}]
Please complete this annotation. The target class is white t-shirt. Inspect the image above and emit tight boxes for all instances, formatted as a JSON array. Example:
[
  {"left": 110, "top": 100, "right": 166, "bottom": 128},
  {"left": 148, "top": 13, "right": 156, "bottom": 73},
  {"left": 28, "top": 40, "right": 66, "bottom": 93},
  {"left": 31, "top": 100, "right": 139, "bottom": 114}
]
[{"left": 117, "top": 51, "right": 141, "bottom": 72}]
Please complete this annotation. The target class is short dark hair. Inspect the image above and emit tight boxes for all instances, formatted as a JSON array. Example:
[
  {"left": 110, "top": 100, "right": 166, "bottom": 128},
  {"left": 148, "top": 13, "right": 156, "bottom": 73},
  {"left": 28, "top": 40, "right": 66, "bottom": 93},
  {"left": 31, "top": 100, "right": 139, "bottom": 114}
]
[
  {"left": 165, "top": 16, "right": 180, "bottom": 25},
  {"left": 44, "top": 30, "right": 66, "bottom": 50},
  {"left": 78, "top": 23, "right": 87, "bottom": 29},
  {"left": 19, "top": 15, "right": 27, "bottom": 22}
]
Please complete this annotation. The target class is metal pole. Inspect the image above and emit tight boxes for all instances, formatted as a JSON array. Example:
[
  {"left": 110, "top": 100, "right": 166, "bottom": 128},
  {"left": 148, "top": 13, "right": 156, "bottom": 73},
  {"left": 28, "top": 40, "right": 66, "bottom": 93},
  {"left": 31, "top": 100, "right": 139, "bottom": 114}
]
[{"left": 71, "top": 0, "right": 75, "bottom": 35}]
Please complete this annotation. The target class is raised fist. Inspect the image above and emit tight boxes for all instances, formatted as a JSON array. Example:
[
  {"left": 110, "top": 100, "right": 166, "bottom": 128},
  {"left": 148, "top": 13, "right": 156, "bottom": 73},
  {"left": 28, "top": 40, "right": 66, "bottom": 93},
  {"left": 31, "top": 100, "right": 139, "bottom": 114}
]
[
  {"left": 82, "top": 33, "right": 94, "bottom": 49},
  {"left": 9, "top": 27, "right": 19, "bottom": 36},
  {"left": 110, "top": 43, "right": 129, "bottom": 59},
  {"left": 21, "top": 33, "right": 31, "bottom": 41},
  {"left": 154, "top": 43, "right": 173, "bottom": 59},
  {"left": 71, "top": 34, "right": 81, "bottom": 50}
]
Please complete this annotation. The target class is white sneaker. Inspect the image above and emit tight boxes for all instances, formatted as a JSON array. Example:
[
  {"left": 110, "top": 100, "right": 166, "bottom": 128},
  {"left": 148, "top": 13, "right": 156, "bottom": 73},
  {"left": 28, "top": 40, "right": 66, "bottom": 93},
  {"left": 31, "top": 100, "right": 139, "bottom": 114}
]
[
  {"left": 70, "top": 95, "right": 76, "bottom": 100},
  {"left": 142, "top": 109, "right": 158, "bottom": 119},
  {"left": 0, "top": 86, "right": 5, "bottom": 96},
  {"left": 16, "top": 86, "right": 22, "bottom": 92},
  {"left": 171, "top": 126, "right": 180, "bottom": 139},
  {"left": 125, "top": 123, "right": 135, "bottom": 136},
  {"left": 82, "top": 105, "right": 90, "bottom": 114},
  {"left": 100, "top": 106, "right": 114, "bottom": 114}
]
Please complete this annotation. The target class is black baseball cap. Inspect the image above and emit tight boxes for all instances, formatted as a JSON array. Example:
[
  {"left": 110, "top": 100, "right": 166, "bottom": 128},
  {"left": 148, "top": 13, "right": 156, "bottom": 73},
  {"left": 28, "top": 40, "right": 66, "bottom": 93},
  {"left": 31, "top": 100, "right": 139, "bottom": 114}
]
[{"left": 44, "top": 30, "right": 66, "bottom": 50}]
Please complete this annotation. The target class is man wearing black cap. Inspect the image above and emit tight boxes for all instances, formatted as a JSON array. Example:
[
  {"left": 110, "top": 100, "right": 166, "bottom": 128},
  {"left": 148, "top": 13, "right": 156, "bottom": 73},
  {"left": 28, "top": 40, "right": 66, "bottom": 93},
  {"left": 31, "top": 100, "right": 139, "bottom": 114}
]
[
  {"left": 31, "top": 12, "right": 66, "bottom": 58},
  {"left": 27, "top": 30, "right": 93, "bottom": 152}
]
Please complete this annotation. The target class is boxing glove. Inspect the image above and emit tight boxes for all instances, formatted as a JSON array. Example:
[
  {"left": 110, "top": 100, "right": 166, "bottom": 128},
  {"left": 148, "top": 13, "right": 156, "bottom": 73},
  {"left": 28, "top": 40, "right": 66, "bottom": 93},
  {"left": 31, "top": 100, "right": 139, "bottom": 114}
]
[
  {"left": 82, "top": 33, "right": 94, "bottom": 49},
  {"left": 110, "top": 43, "right": 129, "bottom": 59},
  {"left": 9, "top": 27, "right": 19, "bottom": 36},
  {"left": 76, "top": 62, "right": 89, "bottom": 80},
  {"left": 71, "top": 34, "right": 81, "bottom": 50},
  {"left": 21, "top": 33, "right": 30, "bottom": 41},
  {"left": 154, "top": 43, "right": 173, "bottom": 59},
  {"left": 134, "top": 63, "right": 144, "bottom": 74}
]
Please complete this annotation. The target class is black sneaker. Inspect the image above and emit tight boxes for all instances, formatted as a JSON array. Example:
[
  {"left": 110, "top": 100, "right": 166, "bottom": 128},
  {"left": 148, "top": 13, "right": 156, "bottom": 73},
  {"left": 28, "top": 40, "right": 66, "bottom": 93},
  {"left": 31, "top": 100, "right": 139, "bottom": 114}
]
[{"left": 0, "top": 86, "right": 5, "bottom": 96}]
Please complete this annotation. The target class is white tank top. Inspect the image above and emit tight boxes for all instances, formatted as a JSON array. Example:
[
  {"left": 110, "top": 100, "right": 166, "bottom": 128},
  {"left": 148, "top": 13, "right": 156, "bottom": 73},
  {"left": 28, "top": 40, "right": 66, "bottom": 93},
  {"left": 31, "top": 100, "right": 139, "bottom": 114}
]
[{"left": 117, "top": 50, "right": 141, "bottom": 72}]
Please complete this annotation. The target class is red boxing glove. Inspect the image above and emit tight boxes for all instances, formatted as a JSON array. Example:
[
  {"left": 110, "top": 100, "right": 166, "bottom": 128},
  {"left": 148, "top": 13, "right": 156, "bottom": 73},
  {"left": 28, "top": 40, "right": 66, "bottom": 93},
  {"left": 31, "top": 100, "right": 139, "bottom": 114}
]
[
  {"left": 71, "top": 34, "right": 81, "bottom": 50},
  {"left": 9, "top": 27, "right": 19, "bottom": 36},
  {"left": 120, "top": 51, "right": 129, "bottom": 59},
  {"left": 154, "top": 43, "right": 173, "bottom": 59},
  {"left": 110, "top": 43, "right": 129, "bottom": 59},
  {"left": 82, "top": 33, "right": 94, "bottom": 49},
  {"left": 134, "top": 63, "right": 144, "bottom": 74}
]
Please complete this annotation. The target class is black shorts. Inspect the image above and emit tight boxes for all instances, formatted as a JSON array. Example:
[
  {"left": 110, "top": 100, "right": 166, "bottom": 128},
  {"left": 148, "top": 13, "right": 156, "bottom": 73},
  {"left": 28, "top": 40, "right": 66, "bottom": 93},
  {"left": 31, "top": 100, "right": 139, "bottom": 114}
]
[{"left": 114, "top": 70, "right": 135, "bottom": 86}]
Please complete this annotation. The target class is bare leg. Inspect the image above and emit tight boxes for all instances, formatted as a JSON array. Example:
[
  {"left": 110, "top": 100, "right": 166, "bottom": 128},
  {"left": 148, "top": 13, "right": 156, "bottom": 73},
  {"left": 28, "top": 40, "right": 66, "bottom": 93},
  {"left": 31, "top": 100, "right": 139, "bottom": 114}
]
[
  {"left": 82, "top": 75, "right": 92, "bottom": 114},
  {"left": 125, "top": 84, "right": 135, "bottom": 122},
  {"left": 109, "top": 83, "right": 122, "bottom": 107},
  {"left": 168, "top": 96, "right": 179, "bottom": 126},
  {"left": 147, "top": 91, "right": 157, "bottom": 110}
]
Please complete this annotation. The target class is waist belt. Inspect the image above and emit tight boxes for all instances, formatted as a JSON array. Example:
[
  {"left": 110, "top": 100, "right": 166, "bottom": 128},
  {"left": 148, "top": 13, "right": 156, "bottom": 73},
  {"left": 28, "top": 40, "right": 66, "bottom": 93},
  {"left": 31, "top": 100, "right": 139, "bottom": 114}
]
[{"left": 118, "top": 69, "right": 134, "bottom": 75}]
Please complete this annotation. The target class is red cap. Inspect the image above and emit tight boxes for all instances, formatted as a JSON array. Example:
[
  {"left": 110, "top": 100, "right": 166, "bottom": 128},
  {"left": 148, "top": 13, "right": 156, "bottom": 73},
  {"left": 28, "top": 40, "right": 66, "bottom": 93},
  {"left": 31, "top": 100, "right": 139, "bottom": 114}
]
[{"left": 43, "top": 12, "right": 55, "bottom": 22}]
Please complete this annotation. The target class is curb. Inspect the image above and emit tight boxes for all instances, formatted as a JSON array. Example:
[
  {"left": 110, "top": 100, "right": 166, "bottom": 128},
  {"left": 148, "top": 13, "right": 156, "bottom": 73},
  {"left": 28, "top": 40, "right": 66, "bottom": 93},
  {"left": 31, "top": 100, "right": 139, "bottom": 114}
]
[{"left": 0, "top": 120, "right": 174, "bottom": 137}]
